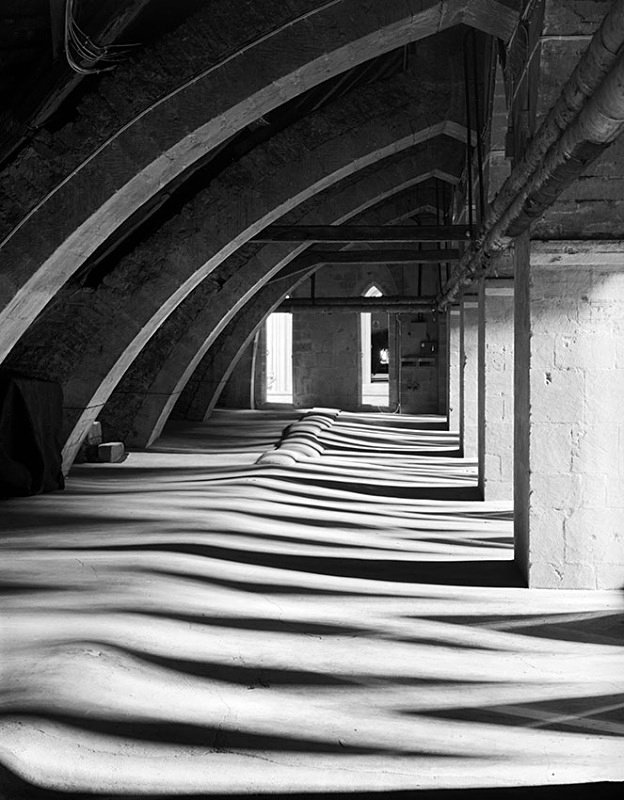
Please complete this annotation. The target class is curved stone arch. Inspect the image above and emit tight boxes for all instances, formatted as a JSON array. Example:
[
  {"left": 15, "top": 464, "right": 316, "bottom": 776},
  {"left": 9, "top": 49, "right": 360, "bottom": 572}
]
[
  {"left": 0, "top": 0, "right": 518, "bottom": 362},
  {"left": 101, "top": 162, "right": 460, "bottom": 447},
  {"left": 36, "top": 111, "right": 467, "bottom": 469},
  {"left": 102, "top": 163, "right": 461, "bottom": 448},
  {"left": 174, "top": 196, "right": 454, "bottom": 425},
  {"left": 179, "top": 198, "right": 448, "bottom": 422}
]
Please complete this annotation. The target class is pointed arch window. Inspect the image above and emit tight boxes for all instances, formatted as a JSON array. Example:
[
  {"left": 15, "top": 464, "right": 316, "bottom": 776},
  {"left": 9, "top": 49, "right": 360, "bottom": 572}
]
[{"left": 361, "top": 285, "right": 389, "bottom": 407}]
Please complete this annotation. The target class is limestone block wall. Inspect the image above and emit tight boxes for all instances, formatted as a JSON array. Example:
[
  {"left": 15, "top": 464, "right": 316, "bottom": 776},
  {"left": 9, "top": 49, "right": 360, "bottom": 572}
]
[
  {"left": 398, "top": 313, "right": 440, "bottom": 415},
  {"left": 437, "top": 311, "right": 448, "bottom": 415},
  {"left": 460, "top": 297, "right": 479, "bottom": 459},
  {"left": 292, "top": 311, "right": 360, "bottom": 409},
  {"left": 447, "top": 306, "right": 461, "bottom": 431},
  {"left": 478, "top": 278, "right": 514, "bottom": 500},
  {"left": 288, "top": 263, "right": 397, "bottom": 410},
  {"left": 515, "top": 239, "right": 624, "bottom": 589},
  {"left": 285, "top": 257, "right": 446, "bottom": 413},
  {"left": 218, "top": 342, "right": 255, "bottom": 410}
]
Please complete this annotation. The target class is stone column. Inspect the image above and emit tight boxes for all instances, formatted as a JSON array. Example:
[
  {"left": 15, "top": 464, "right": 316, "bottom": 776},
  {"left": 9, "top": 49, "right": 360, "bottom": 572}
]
[
  {"left": 478, "top": 277, "right": 514, "bottom": 500},
  {"left": 514, "top": 238, "right": 624, "bottom": 589},
  {"left": 460, "top": 296, "right": 479, "bottom": 459},
  {"left": 447, "top": 305, "right": 461, "bottom": 433},
  {"left": 437, "top": 310, "right": 448, "bottom": 416}
]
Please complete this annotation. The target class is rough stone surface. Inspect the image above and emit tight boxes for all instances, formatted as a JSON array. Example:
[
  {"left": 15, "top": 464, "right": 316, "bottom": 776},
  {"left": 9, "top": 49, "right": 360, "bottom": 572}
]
[
  {"left": 192, "top": 288, "right": 286, "bottom": 423},
  {"left": 478, "top": 276, "right": 514, "bottom": 500},
  {"left": 397, "top": 314, "right": 440, "bottom": 414},
  {"left": 217, "top": 344, "right": 256, "bottom": 411},
  {"left": 447, "top": 306, "right": 461, "bottom": 432},
  {"left": 97, "top": 442, "right": 126, "bottom": 463},
  {"left": 103, "top": 172, "right": 454, "bottom": 448},
  {"left": 6, "top": 69, "right": 466, "bottom": 467},
  {"left": 460, "top": 297, "right": 479, "bottom": 459},
  {"left": 437, "top": 312, "right": 448, "bottom": 416},
  {"left": 514, "top": 239, "right": 624, "bottom": 589},
  {"left": 293, "top": 311, "right": 360, "bottom": 410},
  {"left": 0, "top": 0, "right": 509, "bottom": 366}
]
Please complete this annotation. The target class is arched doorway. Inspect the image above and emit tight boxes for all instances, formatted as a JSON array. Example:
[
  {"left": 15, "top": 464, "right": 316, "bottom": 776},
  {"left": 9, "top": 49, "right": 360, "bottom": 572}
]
[{"left": 361, "top": 285, "right": 389, "bottom": 407}]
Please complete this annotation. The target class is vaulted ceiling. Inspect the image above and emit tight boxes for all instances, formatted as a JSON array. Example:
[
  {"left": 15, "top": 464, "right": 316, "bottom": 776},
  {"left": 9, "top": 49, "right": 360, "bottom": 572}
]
[{"left": 0, "top": 0, "right": 522, "bottom": 468}]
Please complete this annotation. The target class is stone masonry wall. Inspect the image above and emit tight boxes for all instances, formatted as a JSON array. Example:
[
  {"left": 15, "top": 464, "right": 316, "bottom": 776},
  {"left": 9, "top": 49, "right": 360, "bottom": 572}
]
[
  {"left": 515, "top": 239, "right": 624, "bottom": 589},
  {"left": 292, "top": 311, "right": 360, "bottom": 409}
]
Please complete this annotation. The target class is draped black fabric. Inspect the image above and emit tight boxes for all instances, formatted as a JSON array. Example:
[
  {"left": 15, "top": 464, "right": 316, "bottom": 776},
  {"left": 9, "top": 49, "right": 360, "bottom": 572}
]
[{"left": 0, "top": 371, "right": 65, "bottom": 498}]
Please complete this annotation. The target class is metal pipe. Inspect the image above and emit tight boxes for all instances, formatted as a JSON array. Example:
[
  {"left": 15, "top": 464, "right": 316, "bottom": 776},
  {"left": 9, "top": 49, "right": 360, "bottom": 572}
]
[
  {"left": 489, "top": 0, "right": 624, "bottom": 228},
  {"left": 463, "top": 34, "right": 475, "bottom": 231},
  {"left": 438, "top": 0, "right": 624, "bottom": 307}
]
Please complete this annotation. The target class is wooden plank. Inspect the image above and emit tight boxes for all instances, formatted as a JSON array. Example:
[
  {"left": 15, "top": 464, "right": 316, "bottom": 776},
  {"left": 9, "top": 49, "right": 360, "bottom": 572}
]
[
  {"left": 252, "top": 225, "right": 472, "bottom": 243},
  {"left": 279, "top": 296, "right": 435, "bottom": 311},
  {"left": 267, "top": 249, "right": 459, "bottom": 287},
  {"left": 304, "top": 248, "right": 460, "bottom": 264}
]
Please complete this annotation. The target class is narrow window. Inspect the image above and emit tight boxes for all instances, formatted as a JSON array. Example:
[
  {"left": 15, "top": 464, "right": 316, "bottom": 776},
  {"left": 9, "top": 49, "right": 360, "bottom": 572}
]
[
  {"left": 265, "top": 312, "right": 293, "bottom": 403},
  {"left": 361, "top": 286, "right": 389, "bottom": 406}
]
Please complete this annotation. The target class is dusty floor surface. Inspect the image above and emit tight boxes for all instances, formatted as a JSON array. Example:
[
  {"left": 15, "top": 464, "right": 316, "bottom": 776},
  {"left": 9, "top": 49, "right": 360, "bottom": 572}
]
[{"left": 1, "top": 409, "right": 623, "bottom": 798}]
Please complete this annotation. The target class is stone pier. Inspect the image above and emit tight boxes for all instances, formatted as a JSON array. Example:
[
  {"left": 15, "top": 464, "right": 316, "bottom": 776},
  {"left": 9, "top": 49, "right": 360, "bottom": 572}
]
[
  {"left": 460, "top": 296, "right": 479, "bottom": 460},
  {"left": 514, "top": 239, "right": 624, "bottom": 589},
  {"left": 478, "top": 277, "right": 514, "bottom": 500},
  {"left": 447, "top": 305, "right": 461, "bottom": 434}
]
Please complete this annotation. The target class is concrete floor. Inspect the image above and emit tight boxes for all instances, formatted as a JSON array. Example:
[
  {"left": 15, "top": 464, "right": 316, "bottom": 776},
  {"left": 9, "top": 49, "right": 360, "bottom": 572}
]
[{"left": 1, "top": 409, "right": 623, "bottom": 798}]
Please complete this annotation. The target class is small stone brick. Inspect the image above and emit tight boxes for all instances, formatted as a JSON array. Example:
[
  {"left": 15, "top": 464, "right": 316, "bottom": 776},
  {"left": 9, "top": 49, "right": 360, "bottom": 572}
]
[{"left": 98, "top": 442, "right": 126, "bottom": 463}]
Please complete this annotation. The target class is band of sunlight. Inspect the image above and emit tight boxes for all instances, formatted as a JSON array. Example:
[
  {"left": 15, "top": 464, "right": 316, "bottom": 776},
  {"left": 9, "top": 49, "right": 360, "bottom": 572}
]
[{"left": 1, "top": 410, "right": 623, "bottom": 794}]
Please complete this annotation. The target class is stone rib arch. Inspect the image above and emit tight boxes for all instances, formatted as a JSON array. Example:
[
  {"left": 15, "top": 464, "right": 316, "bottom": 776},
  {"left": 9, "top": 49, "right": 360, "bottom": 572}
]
[
  {"left": 58, "top": 125, "right": 463, "bottom": 465},
  {"left": 10, "top": 88, "right": 468, "bottom": 469},
  {"left": 181, "top": 198, "right": 446, "bottom": 421},
  {"left": 179, "top": 195, "right": 448, "bottom": 421},
  {"left": 102, "top": 166, "right": 460, "bottom": 448},
  {"left": 99, "top": 156, "right": 461, "bottom": 447},
  {"left": 0, "top": 0, "right": 517, "bottom": 363}
]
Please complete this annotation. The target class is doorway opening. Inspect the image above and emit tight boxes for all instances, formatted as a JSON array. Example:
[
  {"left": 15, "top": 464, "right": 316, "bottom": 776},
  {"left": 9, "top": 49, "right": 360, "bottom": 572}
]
[
  {"left": 361, "top": 285, "right": 389, "bottom": 407},
  {"left": 265, "top": 312, "right": 293, "bottom": 403}
]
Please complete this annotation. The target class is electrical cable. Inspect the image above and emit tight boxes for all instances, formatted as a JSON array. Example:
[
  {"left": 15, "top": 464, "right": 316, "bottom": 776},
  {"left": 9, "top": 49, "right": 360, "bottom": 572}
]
[{"left": 64, "top": 0, "right": 138, "bottom": 75}]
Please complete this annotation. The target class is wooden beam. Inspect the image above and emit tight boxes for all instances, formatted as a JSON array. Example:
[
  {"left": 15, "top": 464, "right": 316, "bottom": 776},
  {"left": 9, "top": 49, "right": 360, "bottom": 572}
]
[
  {"left": 304, "top": 248, "right": 459, "bottom": 264},
  {"left": 267, "top": 248, "right": 459, "bottom": 286},
  {"left": 252, "top": 225, "right": 472, "bottom": 243},
  {"left": 279, "top": 296, "right": 435, "bottom": 312}
]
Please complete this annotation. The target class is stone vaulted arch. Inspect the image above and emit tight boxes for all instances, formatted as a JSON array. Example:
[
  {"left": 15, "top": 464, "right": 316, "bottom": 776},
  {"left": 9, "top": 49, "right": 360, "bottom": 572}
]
[
  {"left": 7, "top": 51, "right": 469, "bottom": 469},
  {"left": 0, "top": 0, "right": 517, "bottom": 364}
]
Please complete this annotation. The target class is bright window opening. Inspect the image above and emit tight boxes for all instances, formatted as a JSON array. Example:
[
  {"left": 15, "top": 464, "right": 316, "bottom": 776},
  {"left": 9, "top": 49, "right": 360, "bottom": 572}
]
[
  {"left": 265, "top": 312, "right": 293, "bottom": 403},
  {"left": 361, "top": 286, "right": 389, "bottom": 406}
]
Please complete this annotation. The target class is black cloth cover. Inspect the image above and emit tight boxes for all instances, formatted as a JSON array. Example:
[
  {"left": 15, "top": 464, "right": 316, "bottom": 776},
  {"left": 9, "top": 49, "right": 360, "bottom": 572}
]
[{"left": 0, "top": 370, "right": 65, "bottom": 497}]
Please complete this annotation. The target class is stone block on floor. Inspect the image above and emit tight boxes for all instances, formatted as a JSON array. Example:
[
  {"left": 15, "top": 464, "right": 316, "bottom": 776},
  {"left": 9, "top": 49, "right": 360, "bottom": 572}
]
[{"left": 97, "top": 442, "right": 126, "bottom": 463}]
